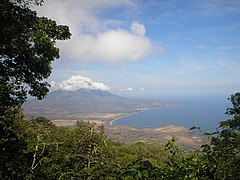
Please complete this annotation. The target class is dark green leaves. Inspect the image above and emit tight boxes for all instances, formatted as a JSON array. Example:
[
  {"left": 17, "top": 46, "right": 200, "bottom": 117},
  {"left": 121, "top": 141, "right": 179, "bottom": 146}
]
[
  {"left": 0, "top": 1, "right": 70, "bottom": 178},
  {"left": 0, "top": 0, "right": 71, "bottom": 106}
]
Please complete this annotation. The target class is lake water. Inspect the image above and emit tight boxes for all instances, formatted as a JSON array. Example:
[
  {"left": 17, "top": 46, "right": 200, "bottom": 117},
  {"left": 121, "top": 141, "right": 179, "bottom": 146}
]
[{"left": 112, "top": 95, "right": 231, "bottom": 132}]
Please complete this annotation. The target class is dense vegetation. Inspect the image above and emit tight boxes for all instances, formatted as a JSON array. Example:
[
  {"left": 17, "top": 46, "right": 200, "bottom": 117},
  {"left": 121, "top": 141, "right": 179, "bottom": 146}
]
[
  {"left": 1, "top": 0, "right": 240, "bottom": 179},
  {"left": 0, "top": 94, "right": 240, "bottom": 179}
]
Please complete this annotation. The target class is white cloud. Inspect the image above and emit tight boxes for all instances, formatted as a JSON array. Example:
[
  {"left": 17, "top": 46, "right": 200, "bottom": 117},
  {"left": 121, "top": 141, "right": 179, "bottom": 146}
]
[
  {"left": 49, "top": 81, "right": 56, "bottom": 87},
  {"left": 59, "top": 75, "right": 110, "bottom": 91},
  {"left": 33, "top": 0, "right": 133, "bottom": 30},
  {"left": 76, "top": 27, "right": 152, "bottom": 64},
  {"left": 49, "top": 81, "right": 57, "bottom": 90},
  {"left": 140, "top": 88, "right": 145, "bottom": 91},
  {"left": 119, "top": 87, "right": 133, "bottom": 92},
  {"left": 130, "top": 21, "right": 146, "bottom": 36},
  {"left": 33, "top": 1, "right": 156, "bottom": 64}
]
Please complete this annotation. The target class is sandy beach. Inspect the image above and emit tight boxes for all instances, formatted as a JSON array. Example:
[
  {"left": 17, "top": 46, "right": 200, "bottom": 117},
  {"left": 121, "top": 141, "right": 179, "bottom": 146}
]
[
  {"left": 109, "top": 112, "right": 137, "bottom": 125},
  {"left": 109, "top": 106, "right": 167, "bottom": 126}
]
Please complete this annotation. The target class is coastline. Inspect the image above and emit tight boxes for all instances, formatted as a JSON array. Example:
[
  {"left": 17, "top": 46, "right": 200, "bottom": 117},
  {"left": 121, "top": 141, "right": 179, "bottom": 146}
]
[
  {"left": 109, "top": 112, "right": 138, "bottom": 125},
  {"left": 109, "top": 106, "right": 166, "bottom": 126}
]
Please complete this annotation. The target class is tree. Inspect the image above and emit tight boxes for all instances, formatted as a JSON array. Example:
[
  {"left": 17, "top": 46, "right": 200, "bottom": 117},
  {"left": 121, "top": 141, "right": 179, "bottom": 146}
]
[
  {"left": 186, "top": 92, "right": 240, "bottom": 179},
  {"left": 0, "top": 1, "right": 71, "bottom": 178},
  {"left": 25, "top": 120, "right": 110, "bottom": 179},
  {"left": 0, "top": 0, "right": 71, "bottom": 108},
  {"left": 201, "top": 92, "right": 240, "bottom": 179}
]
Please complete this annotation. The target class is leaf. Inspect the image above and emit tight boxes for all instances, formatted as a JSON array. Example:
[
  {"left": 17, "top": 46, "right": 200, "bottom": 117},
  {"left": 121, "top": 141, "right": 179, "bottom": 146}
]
[
  {"left": 203, "top": 131, "right": 211, "bottom": 136},
  {"left": 189, "top": 126, "right": 197, "bottom": 130}
]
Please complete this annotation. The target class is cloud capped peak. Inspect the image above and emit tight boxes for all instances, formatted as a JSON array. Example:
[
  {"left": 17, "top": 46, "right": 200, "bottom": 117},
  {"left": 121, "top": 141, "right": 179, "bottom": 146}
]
[{"left": 59, "top": 75, "right": 110, "bottom": 91}]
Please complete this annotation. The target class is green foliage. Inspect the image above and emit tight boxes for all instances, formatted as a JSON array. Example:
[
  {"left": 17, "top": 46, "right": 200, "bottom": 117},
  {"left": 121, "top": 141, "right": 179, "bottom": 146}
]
[
  {"left": 1, "top": 96, "right": 240, "bottom": 179},
  {"left": 0, "top": 109, "right": 30, "bottom": 179},
  {"left": 200, "top": 93, "right": 240, "bottom": 179},
  {"left": 0, "top": 0, "right": 71, "bottom": 107},
  {"left": 0, "top": 0, "right": 70, "bottom": 178},
  {"left": 1, "top": 1, "right": 240, "bottom": 179},
  {"left": 122, "top": 159, "right": 155, "bottom": 180},
  {"left": 23, "top": 120, "right": 109, "bottom": 179},
  {"left": 113, "top": 93, "right": 240, "bottom": 180}
]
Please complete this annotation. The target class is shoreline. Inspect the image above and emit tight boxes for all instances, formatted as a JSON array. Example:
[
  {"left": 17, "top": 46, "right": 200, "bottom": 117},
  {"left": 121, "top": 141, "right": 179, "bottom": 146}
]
[
  {"left": 109, "top": 112, "right": 138, "bottom": 125},
  {"left": 109, "top": 106, "right": 166, "bottom": 126}
]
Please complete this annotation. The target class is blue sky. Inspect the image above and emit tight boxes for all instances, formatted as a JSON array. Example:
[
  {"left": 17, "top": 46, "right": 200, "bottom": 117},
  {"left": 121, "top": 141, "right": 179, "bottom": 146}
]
[{"left": 35, "top": 0, "right": 240, "bottom": 97}]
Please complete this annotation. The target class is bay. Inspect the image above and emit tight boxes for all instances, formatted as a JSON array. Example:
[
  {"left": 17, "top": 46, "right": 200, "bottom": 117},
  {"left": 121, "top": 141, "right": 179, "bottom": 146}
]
[{"left": 112, "top": 95, "right": 231, "bottom": 132}]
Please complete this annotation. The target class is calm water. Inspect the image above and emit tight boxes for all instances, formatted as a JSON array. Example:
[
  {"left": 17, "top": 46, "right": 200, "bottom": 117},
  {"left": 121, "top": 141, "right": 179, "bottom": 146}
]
[{"left": 113, "top": 95, "right": 231, "bottom": 132}]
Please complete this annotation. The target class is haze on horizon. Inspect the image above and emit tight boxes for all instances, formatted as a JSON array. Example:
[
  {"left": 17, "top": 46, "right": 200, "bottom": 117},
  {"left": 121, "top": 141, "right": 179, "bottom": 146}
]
[{"left": 34, "top": 0, "right": 240, "bottom": 98}]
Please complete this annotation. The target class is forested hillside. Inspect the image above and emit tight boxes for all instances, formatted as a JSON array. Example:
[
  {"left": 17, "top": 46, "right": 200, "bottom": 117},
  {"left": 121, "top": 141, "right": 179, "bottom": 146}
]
[
  {"left": 1, "top": 0, "right": 240, "bottom": 179},
  {"left": 1, "top": 95, "right": 240, "bottom": 179}
]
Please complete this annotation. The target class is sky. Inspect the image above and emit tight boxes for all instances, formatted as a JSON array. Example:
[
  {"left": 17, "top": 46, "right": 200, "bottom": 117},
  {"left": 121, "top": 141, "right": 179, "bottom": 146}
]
[{"left": 34, "top": 0, "right": 240, "bottom": 98}]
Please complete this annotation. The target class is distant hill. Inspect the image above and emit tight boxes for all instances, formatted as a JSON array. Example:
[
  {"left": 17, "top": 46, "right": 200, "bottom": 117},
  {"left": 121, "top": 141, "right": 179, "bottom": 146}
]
[{"left": 23, "top": 89, "right": 170, "bottom": 120}]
